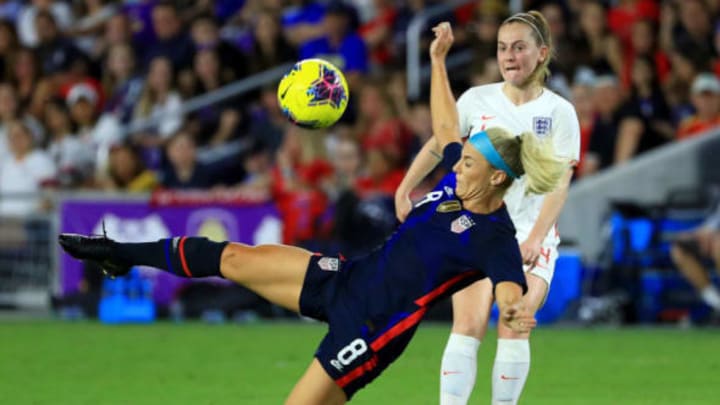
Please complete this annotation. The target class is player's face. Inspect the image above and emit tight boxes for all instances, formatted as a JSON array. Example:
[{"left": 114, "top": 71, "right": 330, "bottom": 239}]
[
  {"left": 453, "top": 143, "right": 495, "bottom": 200},
  {"left": 497, "top": 23, "right": 547, "bottom": 87}
]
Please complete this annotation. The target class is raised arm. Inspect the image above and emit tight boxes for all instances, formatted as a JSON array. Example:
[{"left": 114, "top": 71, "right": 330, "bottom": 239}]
[
  {"left": 395, "top": 22, "right": 462, "bottom": 222},
  {"left": 429, "top": 22, "right": 462, "bottom": 149}
]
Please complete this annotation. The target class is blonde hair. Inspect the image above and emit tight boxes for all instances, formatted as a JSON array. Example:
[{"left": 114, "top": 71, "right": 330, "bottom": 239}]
[
  {"left": 484, "top": 127, "right": 567, "bottom": 194},
  {"left": 501, "top": 10, "right": 553, "bottom": 85}
]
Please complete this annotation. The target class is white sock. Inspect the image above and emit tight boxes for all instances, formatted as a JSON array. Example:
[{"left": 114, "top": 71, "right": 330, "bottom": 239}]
[
  {"left": 700, "top": 285, "right": 720, "bottom": 311},
  {"left": 492, "top": 339, "right": 530, "bottom": 405},
  {"left": 440, "top": 333, "right": 480, "bottom": 405}
]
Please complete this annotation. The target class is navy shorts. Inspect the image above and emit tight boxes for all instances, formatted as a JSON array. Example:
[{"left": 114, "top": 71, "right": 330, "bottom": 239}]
[{"left": 299, "top": 254, "right": 422, "bottom": 400}]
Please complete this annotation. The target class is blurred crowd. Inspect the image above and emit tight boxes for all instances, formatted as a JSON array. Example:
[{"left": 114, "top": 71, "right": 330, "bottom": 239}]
[{"left": 0, "top": 0, "right": 719, "bottom": 254}]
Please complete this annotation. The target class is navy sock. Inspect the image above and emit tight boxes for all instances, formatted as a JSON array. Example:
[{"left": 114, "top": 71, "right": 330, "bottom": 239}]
[{"left": 114, "top": 237, "right": 229, "bottom": 278}]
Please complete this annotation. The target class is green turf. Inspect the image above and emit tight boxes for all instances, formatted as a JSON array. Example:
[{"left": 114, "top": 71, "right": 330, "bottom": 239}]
[{"left": 0, "top": 321, "right": 717, "bottom": 404}]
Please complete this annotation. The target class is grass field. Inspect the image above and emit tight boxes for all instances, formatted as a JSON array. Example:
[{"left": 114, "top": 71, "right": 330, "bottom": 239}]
[{"left": 0, "top": 320, "right": 717, "bottom": 404}]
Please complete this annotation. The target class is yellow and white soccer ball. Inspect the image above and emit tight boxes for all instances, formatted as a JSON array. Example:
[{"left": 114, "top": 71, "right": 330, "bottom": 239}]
[{"left": 277, "top": 58, "right": 349, "bottom": 129}]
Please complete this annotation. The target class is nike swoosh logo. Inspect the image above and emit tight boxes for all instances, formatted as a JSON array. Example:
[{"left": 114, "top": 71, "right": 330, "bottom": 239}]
[
  {"left": 500, "top": 374, "right": 519, "bottom": 380},
  {"left": 442, "top": 371, "right": 462, "bottom": 376}
]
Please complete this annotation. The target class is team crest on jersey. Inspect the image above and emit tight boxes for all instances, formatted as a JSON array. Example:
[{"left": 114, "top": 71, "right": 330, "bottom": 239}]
[
  {"left": 451, "top": 215, "right": 476, "bottom": 233},
  {"left": 437, "top": 200, "right": 462, "bottom": 213},
  {"left": 532, "top": 116, "right": 552, "bottom": 137},
  {"left": 318, "top": 257, "right": 340, "bottom": 272}
]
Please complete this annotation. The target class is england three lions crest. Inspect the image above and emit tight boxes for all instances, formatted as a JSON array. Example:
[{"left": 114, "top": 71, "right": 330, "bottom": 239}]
[{"left": 533, "top": 116, "right": 552, "bottom": 137}]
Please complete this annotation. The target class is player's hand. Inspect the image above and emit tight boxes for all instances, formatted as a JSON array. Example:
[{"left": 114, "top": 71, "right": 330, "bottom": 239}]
[
  {"left": 501, "top": 302, "right": 537, "bottom": 334},
  {"left": 430, "top": 22, "right": 454, "bottom": 61},
  {"left": 395, "top": 192, "right": 412, "bottom": 223},
  {"left": 519, "top": 238, "right": 542, "bottom": 266}
]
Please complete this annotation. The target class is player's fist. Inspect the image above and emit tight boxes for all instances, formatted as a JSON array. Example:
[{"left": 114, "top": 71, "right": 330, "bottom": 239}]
[{"left": 430, "top": 22, "right": 454, "bottom": 61}]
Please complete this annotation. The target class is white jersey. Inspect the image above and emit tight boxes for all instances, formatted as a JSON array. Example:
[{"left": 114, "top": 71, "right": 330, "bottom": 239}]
[{"left": 457, "top": 82, "right": 580, "bottom": 246}]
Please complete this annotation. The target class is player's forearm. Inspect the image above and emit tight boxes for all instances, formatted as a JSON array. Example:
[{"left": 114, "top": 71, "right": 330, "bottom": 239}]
[
  {"left": 429, "top": 57, "right": 460, "bottom": 148},
  {"left": 526, "top": 168, "right": 572, "bottom": 243},
  {"left": 395, "top": 137, "right": 441, "bottom": 198}
]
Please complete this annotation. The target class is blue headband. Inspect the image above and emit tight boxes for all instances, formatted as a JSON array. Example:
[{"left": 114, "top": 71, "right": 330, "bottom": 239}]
[{"left": 468, "top": 131, "right": 519, "bottom": 179}]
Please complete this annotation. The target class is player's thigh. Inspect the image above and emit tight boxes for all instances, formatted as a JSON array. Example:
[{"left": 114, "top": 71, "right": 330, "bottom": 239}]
[
  {"left": 220, "top": 243, "right": 313, "bottom": 312},
  {"left": 286, "top": 358, "right": 347, "bottom": 405},
  {"left": 450, "top": 278, "right": 494, "bottom": 338}
]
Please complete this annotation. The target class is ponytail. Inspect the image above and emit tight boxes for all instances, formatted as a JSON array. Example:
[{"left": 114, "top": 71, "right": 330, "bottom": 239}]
[
  {"left": 484, "top": 127, "right": 567, "bottom": 194},
  {"left": 517, "top": 131, "right": 567, "bottom": 194}
]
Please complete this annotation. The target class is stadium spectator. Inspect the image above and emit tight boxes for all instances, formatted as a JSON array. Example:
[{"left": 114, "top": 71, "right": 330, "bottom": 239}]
[
  {"left": 677, "top": 73, "right": 720, "bottom": 140},
  {"left": 0, "top": 120, "right": 57, "bottom": 217},
  {"left": 66, "top": 0, "right": 118, "bottom": 56},
  {"left": 188, "top": 13, "right": 248, "bottom": 82},
  {"left": 665, "top": 49, "right": 702, "bottom": 125},
  {"left": 584, "top": 75, "right": 625, "bottom": 175},
  {"left": 160, "top": 130, "right": 215, "bottom": 189},
  {"left": 0, "top": 20, "right": 19, "bottom": 79},
  {"left": 34, "top": 10, "right": 88, "bottom": 80},
  {"left": 271, "top": 125, "right": 332, "bottom": 245},
  {"left": 43, "top": 97, "right": 94, "bottom": 188},
  {"left": 613, "top": 54, "right": 673, "bottom": 164},
  {"left": 6, "top": 47, "right": 50, "bottom": 118},
  {"left": 299, "top": 2, "right": 368, "bottom": 88},
  {"left": 131, "top": 56, "right": 183, "bottom": 147},
  {"left": 100, "top": 141, "right": 158, "bottom": 192},
  {"left": 670, "top": 202, "right": 720, "bottom": 317},
  {"left": 571, "top": 73, "right": 597, "bottom": 179},
  {"left": 248, "top": 85, "right": 290, "bottom": 154},
  {"left": 670, "top": 0, "right": 715, "bottom": 70},
  {"left": 92, "top": 11, "right": 137, "bottom": 63},
  {"left": 606, "top": 0, "right": 659, "bottom": 52},
  {"left": 574, "top": 1, "right": 623, "bottom": 79},
  {"left": 183, "top": 48, "right": 243, "bottom": 148},
  {"left": 17, "top": 0, "right": 74, "bottom": 48},
  {"left": 357, "top": 0, "right": 398, "bottom": 69},
  {"left": 352, "top": 79, "right": 413, "bottom": 166},
  {"left": 101, "top": 42, "right": 144, "bottom": 124},
  {"left": 243, "top": 8, "right": 297, "bottom": 75},
  {"left": 462, "top": 0, "right": 507, "bottom": 85},
  {"left": 624, "top": 19, "right": 671, "bottom": 88},
  {"left": 280, "top": 0, "right": 326, "bottom": 47},
  {"left": 143, "top": 1, "right": 194, "bottom": 71},
  {"left": 0, "top": 83, "right": 44, "bottom": 163}
]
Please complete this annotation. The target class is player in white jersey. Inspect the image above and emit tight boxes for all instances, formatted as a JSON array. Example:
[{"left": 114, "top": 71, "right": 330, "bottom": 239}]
[{"left": 395, "top": 12, "right": 580, "bottom": 405}]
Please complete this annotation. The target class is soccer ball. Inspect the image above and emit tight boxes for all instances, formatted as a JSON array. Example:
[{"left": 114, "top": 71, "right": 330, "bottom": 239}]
[{"left": 277, "top": 59, "right": 349, "bottom": 129}]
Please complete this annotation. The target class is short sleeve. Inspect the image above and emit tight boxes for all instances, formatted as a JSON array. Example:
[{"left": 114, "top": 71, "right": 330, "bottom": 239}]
[
  {"left": 481, "top": 235, "right": 527, "bottom": 294},
  {"left": 552, "top": 100, "right": 581, "bottom": 164},
  {"left": 456, "top": 88, "right": 474, "bottom": 138},
  {"left": 440, "top": 142, "right": 462, "bottom": 171}
]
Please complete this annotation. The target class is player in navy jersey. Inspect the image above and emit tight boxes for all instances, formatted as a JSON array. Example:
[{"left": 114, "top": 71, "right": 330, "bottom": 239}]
[{"left": 57, "top": 24, "right": 568, "bottom": 405}]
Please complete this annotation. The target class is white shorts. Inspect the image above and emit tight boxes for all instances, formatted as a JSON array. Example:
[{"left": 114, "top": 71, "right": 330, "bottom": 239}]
[{"left": 522, "top": 243, "right": 559, "bottom": 288}]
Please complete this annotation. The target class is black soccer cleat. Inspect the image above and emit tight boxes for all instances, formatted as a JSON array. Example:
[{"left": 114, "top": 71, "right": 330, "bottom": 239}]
[{"left": 58, "top": 233, "right": 132, "bottom": 278}]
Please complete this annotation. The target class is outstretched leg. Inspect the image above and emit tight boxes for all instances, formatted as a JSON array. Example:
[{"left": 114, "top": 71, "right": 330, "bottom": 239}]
[{"left": 58, "top": 234, "right": 313, "bottom": 313}]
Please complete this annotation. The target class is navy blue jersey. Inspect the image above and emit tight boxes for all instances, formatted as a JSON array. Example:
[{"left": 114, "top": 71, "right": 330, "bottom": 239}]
[{"left": 300, "top": 142, "right": 527, "bottom": 398}]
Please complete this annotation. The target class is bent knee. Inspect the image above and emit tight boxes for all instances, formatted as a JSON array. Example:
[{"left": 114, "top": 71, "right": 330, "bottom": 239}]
[{"left": 451, "top": 312, "right": 490, "bottom": 338}]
